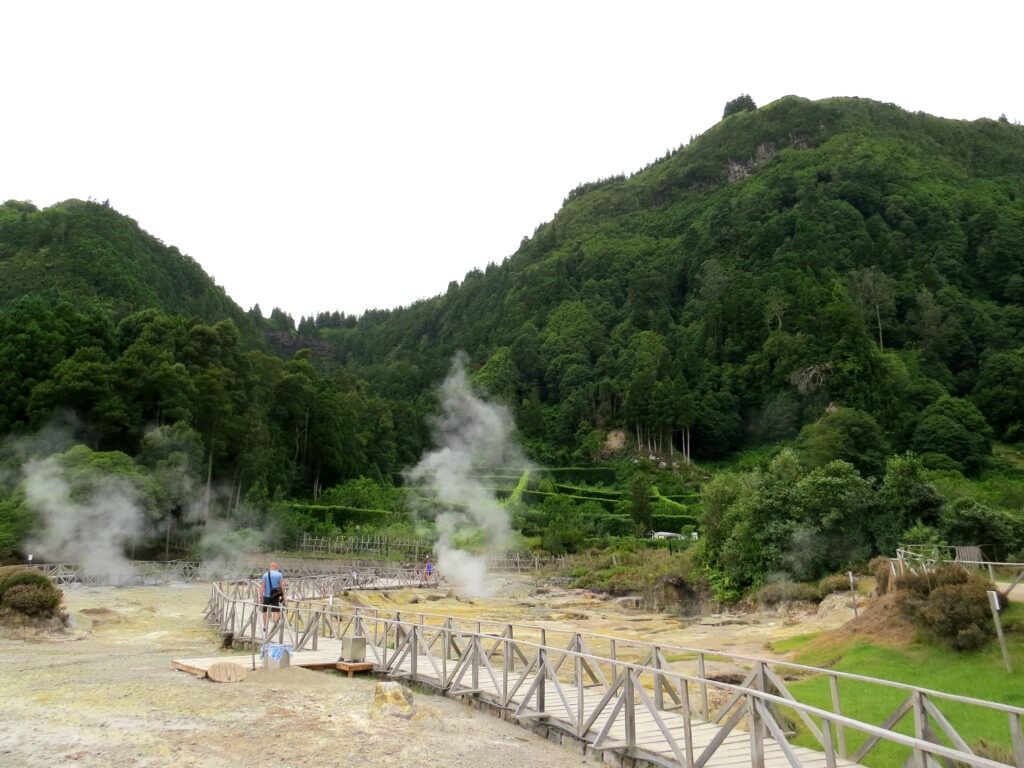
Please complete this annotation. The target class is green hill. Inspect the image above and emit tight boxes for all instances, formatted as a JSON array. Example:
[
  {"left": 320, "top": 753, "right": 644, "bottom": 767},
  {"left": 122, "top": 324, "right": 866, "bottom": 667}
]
[
  {"left": 312, "top": 96, "right": 1024, "bottom": 464},
  {"left": 0, "top": 198, "right": 256, "bottom": 334}
]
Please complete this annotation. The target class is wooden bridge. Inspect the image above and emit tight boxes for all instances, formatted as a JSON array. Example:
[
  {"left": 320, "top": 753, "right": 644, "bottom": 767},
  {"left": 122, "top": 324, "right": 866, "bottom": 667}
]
[{"left": 174, "top": 574, "right": 1024, "bottom": 768}]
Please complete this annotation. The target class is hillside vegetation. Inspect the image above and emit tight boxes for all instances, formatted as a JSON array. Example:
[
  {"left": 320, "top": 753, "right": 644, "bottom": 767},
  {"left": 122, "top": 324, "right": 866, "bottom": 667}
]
[
  {"left": 322, "top": 96, "right": 1024, "bottom": 465},
  {"left": 1, "top": 96, "right": 1023, "bottom": 600}
]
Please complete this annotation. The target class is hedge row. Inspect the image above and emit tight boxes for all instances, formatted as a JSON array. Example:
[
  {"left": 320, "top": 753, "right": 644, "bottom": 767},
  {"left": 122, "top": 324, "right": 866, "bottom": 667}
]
[
  {"left": 550, "top": 483, "right": 622, "bottom": 500},
  {"left": 545, "top": 467, "right": 618, "bottom": 486},
  {"left": 520, "top": 490, "right": 619, "bottom": 513}
]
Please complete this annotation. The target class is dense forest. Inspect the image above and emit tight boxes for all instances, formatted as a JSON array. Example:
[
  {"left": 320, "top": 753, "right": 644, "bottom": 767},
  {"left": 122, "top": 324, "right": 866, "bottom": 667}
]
[{"left": 2, "top": 95, "right": 1023, "bottom": 597}]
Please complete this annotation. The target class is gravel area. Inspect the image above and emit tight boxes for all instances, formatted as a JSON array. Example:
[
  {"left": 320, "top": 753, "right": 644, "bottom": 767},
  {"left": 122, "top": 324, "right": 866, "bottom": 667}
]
[{"left": 0, "top": 582, "right": 600, "bottom": 768}]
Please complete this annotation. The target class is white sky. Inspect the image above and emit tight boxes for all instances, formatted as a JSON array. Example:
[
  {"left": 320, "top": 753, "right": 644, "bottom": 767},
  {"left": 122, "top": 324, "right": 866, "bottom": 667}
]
[{"left": 2, "top": 1, "right": 1020, "bottom": 321}]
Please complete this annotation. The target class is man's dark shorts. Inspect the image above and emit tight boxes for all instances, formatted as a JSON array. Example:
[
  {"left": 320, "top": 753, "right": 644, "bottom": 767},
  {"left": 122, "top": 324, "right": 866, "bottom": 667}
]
[{"left": 261, "top": 592, "right": 283, "bottom": 612}]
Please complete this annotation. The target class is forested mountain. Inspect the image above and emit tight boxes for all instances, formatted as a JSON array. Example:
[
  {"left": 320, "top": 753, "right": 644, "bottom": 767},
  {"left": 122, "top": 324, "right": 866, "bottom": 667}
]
[
  {"left": 2, "top": 96, "right": 1024, "bottom": 581},
  {"left": 314, "top": 96, "right": 1024, "bottom": 467},
  {"left": 0, "top": 198, "right": 257, "bottom": 333},
  {"left": 0, "top": 197, "right": 411, "bottom": 508}
]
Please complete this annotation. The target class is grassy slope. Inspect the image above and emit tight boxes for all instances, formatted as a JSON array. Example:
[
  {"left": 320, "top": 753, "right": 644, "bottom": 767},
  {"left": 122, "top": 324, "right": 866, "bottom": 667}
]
[{"left": 777, "top": 599, "right": 1024, "bottom": 765}]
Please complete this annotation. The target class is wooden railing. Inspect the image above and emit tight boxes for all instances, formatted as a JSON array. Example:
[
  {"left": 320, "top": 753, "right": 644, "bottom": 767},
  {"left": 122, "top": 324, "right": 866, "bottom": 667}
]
[
  {"left": 208, "top": 574, "right": 1024, "bottom": 768},
  {"left": 298, "top": 533, "right": 429, "bottom": 558},
  {"left": 30, "top": 560, "right": 218, "bottom": 586},
  {"left": 32, "top": 560, "right": 425, "bottom": 586},
  {"left": 296, "top": 533, "right": 561, "bottom": 572},
  {"left": 892, "top": 549, "right": 1024, "bottom": 594}
]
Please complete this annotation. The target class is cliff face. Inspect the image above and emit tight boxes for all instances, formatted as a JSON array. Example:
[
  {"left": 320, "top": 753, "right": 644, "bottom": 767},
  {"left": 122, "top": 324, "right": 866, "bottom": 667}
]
[{"left": 264, "top": 329, "right": 331, "bottom": 359}]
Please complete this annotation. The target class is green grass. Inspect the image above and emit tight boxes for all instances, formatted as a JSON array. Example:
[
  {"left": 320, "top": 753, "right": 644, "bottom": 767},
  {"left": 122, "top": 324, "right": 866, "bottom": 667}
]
[
  {"left": 764, "top": 632, "right": 823, "bottom": 654},
  {"left": 774, "top": 604, "right": 1024, "bottom": 766}
]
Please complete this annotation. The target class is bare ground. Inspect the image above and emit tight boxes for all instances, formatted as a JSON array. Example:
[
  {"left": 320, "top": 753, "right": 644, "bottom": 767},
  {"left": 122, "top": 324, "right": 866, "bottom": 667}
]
[{"left": 0, "top": 576, "right": 865, "bottom": 768}]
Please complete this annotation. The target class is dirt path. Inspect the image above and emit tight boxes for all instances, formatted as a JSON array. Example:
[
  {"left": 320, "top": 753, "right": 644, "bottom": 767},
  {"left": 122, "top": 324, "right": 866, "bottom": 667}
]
[{"left": 0, "top": 578, "right": 859, "bottom": 768}]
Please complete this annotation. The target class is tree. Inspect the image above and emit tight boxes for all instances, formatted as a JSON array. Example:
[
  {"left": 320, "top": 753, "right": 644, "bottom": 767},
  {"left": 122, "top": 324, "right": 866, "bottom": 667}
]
[
  {"left": 972, "top": 349, "right": 1024, "bottom": 441},
  {"left": 939, "top": 498, "right": 1024, "bottom": 562},
  {"left": 540, "top": 300, "right": 605, "bottom": 400},
  {"left": 136, "top": 423, "right": 204, "bottom": 558},
  {"left": 797, "top": 407, "right": 890, "bottom": 478},
  {"left": 874, "top": 452, "right": 943, "bottom": 555},
  {"left": 0, "top": 493, "right": 33, "bottom": 560},
  {"left": 0, "top": 297, "right": 114, "bottom": 434},
  {"left": 788, "top": 461, "right": 876, "bottom": 579},
  {"left": 723, "top": 94, "right": 757, "bottom": 118},
  {"left": 540, "top": 495, "right": 588, "bottom": 555},
  {"left": 270, "top": 355, "right": 318, "bottom": 488},
  {"left": 19, "top": 445, "right": 162, "bottom": 564},
  {"left": 320, "top": 477, "right": 399, "bottom": 511},
  {"left": 697, "top": 451, "right": 803, "bottom": 597},
  {"left": 268, "top": 307, "right": 295, "bottom": 333},
  {"left": 27, "top": 346, "right": 133, "bottom": 450},
  {"left": 692, "top": 387, "right": 743, "bottom": 459},
  {"left": 846, "top": 267, "right": 896, "bottom": 350},
  {"left": 616, "top": 331, "right": 680, "bottom": 453},
  {"left": 471, "top": 347, "right": 522, "bottom": 405},
  {"left": 305, "top": 383, "right": 368, "bottom": 496},
  {"left": 911, "top": 396, "right": 993, "bottom": 474},
  {"left": 117, "top": 341, "right": 196, "bottom": 431},
  {"left": 696, "top": 470, "right": 753, "bottom": 564},
  {"left": 629, "top": 471, "right": 653, "bottom": 535},
  {"left": 655, "top": 376, "right": 696, "bottom": 462}
]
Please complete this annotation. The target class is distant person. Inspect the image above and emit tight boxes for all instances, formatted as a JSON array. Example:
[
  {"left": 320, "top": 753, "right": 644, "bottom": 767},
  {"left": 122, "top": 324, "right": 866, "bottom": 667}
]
[
  {"left": 259, "top": 562, "right": 286, "bottom": 631},
  {"left": 423, "top": 556, "right": 433, "bottom": 583}
]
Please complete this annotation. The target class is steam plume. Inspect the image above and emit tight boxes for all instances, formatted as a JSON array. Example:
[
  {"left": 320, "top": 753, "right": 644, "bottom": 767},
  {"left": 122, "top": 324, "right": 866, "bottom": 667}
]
[
  {"left": 405, "top": 353, "right": 528, "bottom": 596},
  {"left": 23, "top": 453, "right": 143, "bottom": 581}
]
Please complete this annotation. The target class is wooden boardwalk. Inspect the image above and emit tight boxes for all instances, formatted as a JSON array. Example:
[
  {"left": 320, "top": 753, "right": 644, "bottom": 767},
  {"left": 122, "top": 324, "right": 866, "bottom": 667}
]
[
  {"left": 183, "top": 577, "right": 1024, "bottom": 768},
  {"left": 181, "top": 586, "right": 864, "bottom": 768},
  {"left": 175, "top": 629, "right": 860, "bottom": 768},
  {"left": 173, "top": 637, "right": 346, "bottom": 676}
]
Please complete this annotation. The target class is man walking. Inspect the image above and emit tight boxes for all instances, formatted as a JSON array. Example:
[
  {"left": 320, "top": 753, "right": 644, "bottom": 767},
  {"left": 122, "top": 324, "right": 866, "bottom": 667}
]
[{"left": 259, "top": 562, "right": 286, "bottom": 631}]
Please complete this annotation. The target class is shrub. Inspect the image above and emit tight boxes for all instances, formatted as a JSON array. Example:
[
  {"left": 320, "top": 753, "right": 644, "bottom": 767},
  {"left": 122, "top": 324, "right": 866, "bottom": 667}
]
[
  {"left": 0, "top": 567, "right": 55, "bottom": 598},
  {"left": 0, "top": 567, "right": 63, "bottom": 617},
  {"left": 4, "top": 583, "right": 62, "bottom": 615},
  {"left": 894, "top": 566, "right": 997, "bottom": 651},
  {"left": 707, "top": 571, "right": 744, "bottom": 604},
  {"left": 914, "top": 579, "right": 994, "bottom": 650},
  {"left": 818, "top": 573, "right": 853, "bottom": 596},
  {"left": 918, "top": 452, "right": 964, "bottom": 473},
  {"left": 868, "top": 556, "right": 891, "bottom": 594},
  {"left": 0, "top": 565, "right": 27, "bottom": 588},
  {"left": 755, "top": 580, "right": 821, "bottom": 607},
  {"left": 893, "top": 564, "right": 969, "bottom": 599}
]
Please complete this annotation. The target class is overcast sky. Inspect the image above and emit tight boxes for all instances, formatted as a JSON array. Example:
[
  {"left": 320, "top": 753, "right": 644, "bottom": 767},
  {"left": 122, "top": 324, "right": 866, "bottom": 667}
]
[{"left": 3, "top": 1, "right": 1020, "bottom": 321}]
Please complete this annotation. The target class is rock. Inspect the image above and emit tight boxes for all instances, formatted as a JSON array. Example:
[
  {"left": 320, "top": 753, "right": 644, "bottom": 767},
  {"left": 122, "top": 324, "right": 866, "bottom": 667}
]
[
  {"left": 371, "top": 681, "right": 414, "bottom": 719},
  {"left": 817, "top": 592, "right": 861, "bottom": 620},
  {"left": 613, "top": 596, "right": 642, "bottom": 610}
]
